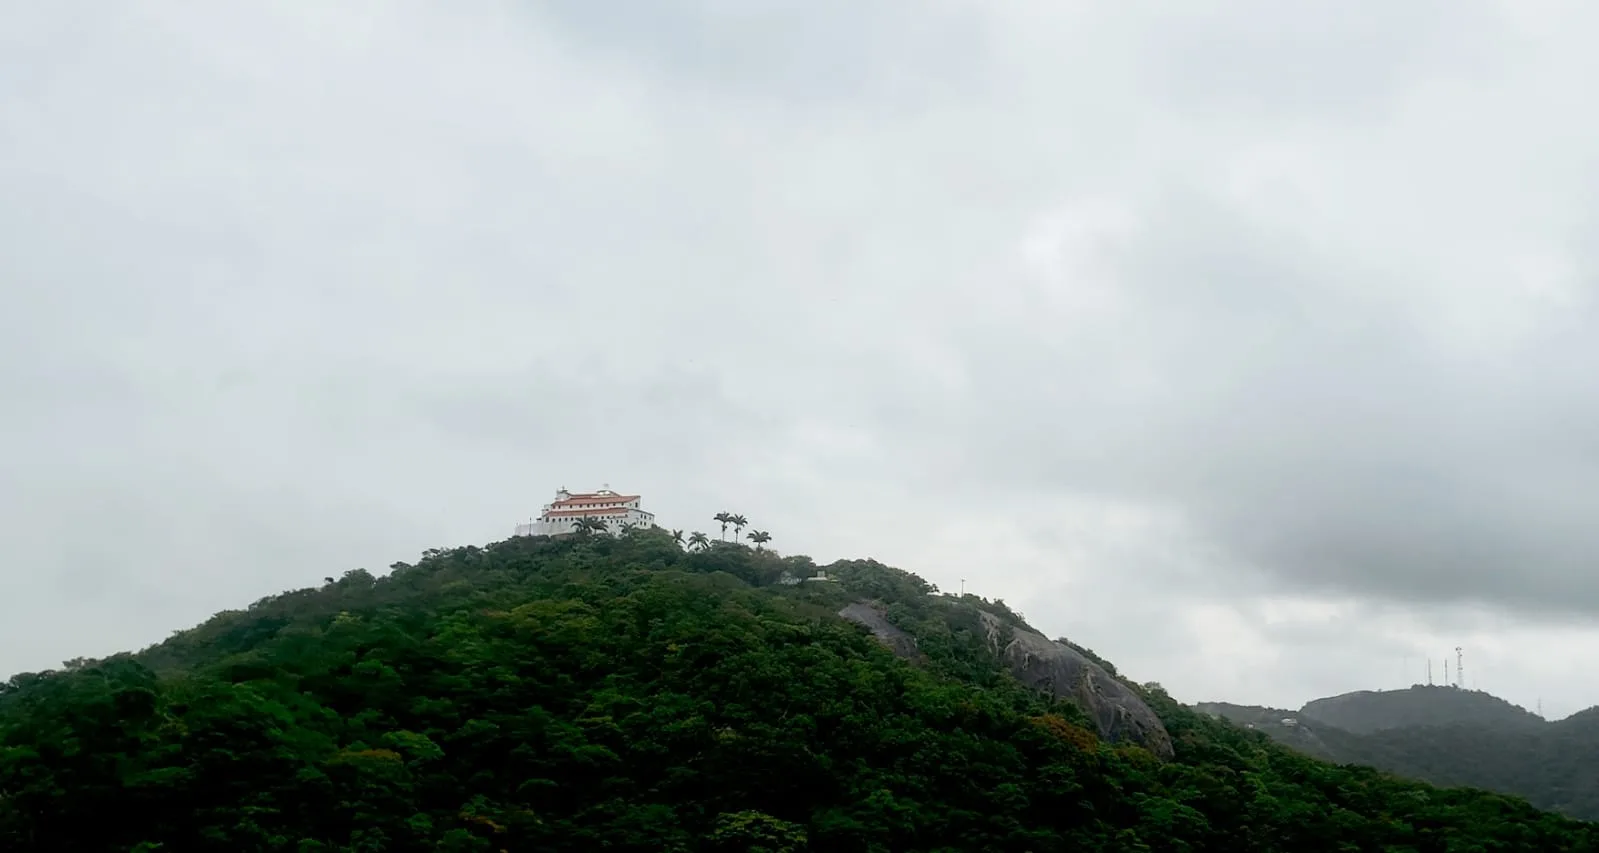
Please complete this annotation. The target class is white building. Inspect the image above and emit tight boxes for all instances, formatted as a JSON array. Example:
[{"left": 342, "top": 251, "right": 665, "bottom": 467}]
[
  {"left": 778, "top": 570, "right": 834, "bottom": 585},
  {"left": 514, "top": 487, "right": 656, "bottom": 537}
]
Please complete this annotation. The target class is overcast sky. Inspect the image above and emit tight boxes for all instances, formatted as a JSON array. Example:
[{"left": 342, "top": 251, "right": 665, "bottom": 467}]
[{"left": 6, "top": 0, "right": 1599, "bottom": 719}]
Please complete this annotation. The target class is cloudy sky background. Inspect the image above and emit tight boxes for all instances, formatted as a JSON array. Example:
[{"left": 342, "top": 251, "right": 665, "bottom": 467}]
[{"left": 6, "top": 0, "right": 1599, "bottom": 717}]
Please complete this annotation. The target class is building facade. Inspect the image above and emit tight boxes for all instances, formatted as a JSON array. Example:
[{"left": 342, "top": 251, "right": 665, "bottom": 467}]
[{"left": 514, "top": 487, "right": 656, "bottom": 537}]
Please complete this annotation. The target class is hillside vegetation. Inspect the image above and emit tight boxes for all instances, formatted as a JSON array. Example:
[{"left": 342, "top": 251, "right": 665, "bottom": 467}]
[
  {"left": 3, "top": 529, "right": 1597, "bottom": 851},
  {"left": 1199, "top": 687, "right": 1599, "bottom": 821}
]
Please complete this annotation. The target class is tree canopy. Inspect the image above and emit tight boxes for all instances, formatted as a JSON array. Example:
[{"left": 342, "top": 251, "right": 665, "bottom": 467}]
[{"left": 1, "top": 529, "right": 1594, "bottom": 851}]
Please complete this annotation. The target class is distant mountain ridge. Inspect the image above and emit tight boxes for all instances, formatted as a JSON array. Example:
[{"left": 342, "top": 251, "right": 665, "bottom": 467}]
[
  {"left": 1190, "top": 700, "right": 1342, "bottom": 761},
  {"left": 1197, "top": 685, "right": 1599, "bottom": 820}
]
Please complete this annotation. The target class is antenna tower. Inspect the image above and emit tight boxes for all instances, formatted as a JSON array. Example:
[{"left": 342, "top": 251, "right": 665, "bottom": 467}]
[
  {"left": 1456, "top": 646, "right": 1464, "bottom": 690},
  {"left": 1426, "top": 659, "right": 1433, "bottom": 686}
]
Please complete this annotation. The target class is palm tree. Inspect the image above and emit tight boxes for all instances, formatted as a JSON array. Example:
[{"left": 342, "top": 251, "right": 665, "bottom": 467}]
[
  {"left": 573, "top": 517, "right": 608, "bottom": 536},
  {"left": 688, "top": 531, "right": 711, "bottom": 551},
  {"left": 670, "top": 529, "right": 685, "bottom": 548},
  {"left": 618, "top": 521, "right": 637, "bottom": 536},
  {"left": 714, "top": 512, "right": 732, "bottom": 540},
  {"left": 731, "top": 514, "right": 748, "bottom": 542},
  {"left": 748, "top": 530, "right": 772, "bottom": 551}
]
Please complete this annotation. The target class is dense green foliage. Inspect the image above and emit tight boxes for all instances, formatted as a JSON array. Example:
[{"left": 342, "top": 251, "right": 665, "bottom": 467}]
[
  {"left": 1200, "top": 689, "right": 1599, "bottom": 821},
  {"left": 1306, "top": 714, "right": 1599, "bottom": 822},
  {"left": 3, "top": 530, "right": 1596, "bottom": 850}
]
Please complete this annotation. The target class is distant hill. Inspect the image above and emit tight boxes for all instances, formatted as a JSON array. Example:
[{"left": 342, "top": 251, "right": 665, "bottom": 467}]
[
  {"left": 1199, "top": 685, "right": 1599, "bottom": 820},
  {"left": 1328, "top": 710, "right": 1599, "bottom": 820},
  {"left": 1191, "top": 701, "right": 1343, "bottom": 761},
  {"left": 1300, "top": 685, "right": 1544, "bottom": 734},
  {"left": 1191, "top": 700, "right": 1294, "bottom": 727}
]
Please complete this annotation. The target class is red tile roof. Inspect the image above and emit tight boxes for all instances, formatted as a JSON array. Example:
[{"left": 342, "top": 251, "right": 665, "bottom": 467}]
[{"left": 552, "top": 492, "right": 638, "bottom": 505}]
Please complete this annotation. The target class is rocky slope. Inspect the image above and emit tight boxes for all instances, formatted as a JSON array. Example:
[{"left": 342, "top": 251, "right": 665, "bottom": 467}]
[{"left": 839, "top": 599, "right": 1174, "bottom": 758}]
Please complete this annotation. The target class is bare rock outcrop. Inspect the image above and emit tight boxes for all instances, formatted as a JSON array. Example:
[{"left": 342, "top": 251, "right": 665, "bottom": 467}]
[
  {"left": 838, "top": 601, "right": 925, "bottom": 663},
  {"left": 838, "top": 600, "right": 1173, "bottom": 759},
  {"left": 977, "top": 611, "right": 1173, "bottom": 758}
]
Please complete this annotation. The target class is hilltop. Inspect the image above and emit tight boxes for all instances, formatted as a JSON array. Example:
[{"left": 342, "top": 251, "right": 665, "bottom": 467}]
[
  {"left": 1199, "top": 685, "right": 1599, "bottom": 820},
  {"left": 3, "top": 528, "right": 1596, "bottom": 851},
  {"left": 1300, "top": 686, "right": 1545, "bottom": 734}
]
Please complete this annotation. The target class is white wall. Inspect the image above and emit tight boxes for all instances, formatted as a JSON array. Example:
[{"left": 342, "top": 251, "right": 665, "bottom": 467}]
[{"left": 528, "top": 506, "right": 654, "bottom": 536}]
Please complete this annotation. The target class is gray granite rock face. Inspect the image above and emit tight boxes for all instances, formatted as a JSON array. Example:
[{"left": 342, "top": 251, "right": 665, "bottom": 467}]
[
  {"left": 837, "top": 601, "right": 925, "bottom": 663},
  {"left": 976, "top": 611, "right": 1173, "bottom": 759},
  {"left": 838, "top": 600, "right": 1173, "bottom": 759}
]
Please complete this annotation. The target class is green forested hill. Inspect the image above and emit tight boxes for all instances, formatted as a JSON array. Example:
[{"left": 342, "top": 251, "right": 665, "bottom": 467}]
[
  {"left": 1300, "top": 687, "right": 1545, "bottom": 736},
  {"left": 2, "top": 529, "right": 1595, "bottom": 851},
  {"left": 1296, "top": 712, "right": 1599, "bottom": 822},
  {"left": 1197, "top": 687, "right": 1599, "bottom": 821}
]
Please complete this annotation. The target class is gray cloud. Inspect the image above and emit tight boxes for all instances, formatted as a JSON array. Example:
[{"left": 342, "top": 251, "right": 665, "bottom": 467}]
[
  {"left": 528, "top": 0, "right": 995, "bottom": 109},
  {"left": 1132, "top": 0, "right": 1512, "bottom": 117},
  {"left": 939, "top": 175, "right": 1599, "bottom": 614},
  {"left": 6, "top": 0, "right": 1599, "bottom": 715}
]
